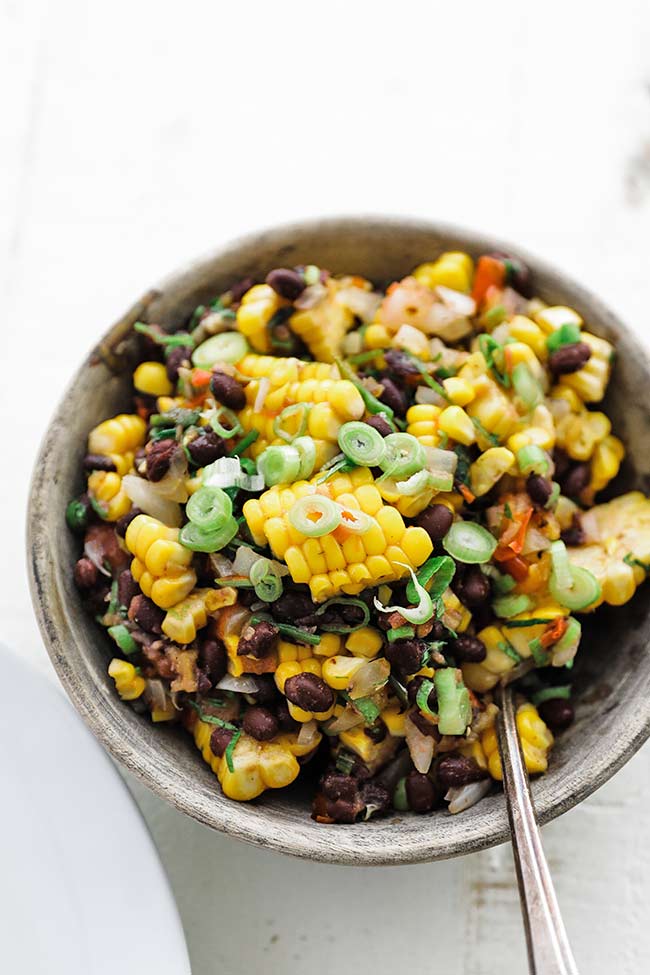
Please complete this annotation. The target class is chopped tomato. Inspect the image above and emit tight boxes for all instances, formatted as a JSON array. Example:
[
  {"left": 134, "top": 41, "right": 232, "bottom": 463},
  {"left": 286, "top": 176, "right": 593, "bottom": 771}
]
[
  {"left": 458, "top": 483, "right": 476, "bottom": 504},
  {"left": 471, "top": 256, "right": 506, "bottom": 307},
  {"left": 541, "top": 617, "right": 569, "bottom": 648},
  {"left": 494, "top": 507, "right": 532, "bottom": 562},
  {"left": 191, "top": 368, "right": 213, "bottom": 388},
  {"left": 501, "top": 555, "right": 529, "bottom": 582}
]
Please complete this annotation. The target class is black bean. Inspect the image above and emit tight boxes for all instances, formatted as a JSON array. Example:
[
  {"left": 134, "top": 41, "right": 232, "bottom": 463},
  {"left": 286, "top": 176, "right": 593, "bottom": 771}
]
[
  {"left": 416, "top": 504, "right": 454, "bottom": 542},
  {"left": 230, "top": 277, "right": 255, "bottom": 304},
  {"left": 166, "top": 345, "right": 192, "bottom": 383},
  {"left": 145, "top": 439, "right": 179, "bottom": 482},
  {"left": 561, "top": 515, "right": 585, "bottom": 547},
  {"left": 115, "top": 507, "right": 141, "bottom": 538},
  {"left": 527, "top": 473, "right": 552, "bottom": 506},
  {"left": 266, "top": 268, "right": 306, "bottom": 301},
  {"left": 237, "top": 620, "right": 278, "bottom": 657},
  {"left": 271, "top": 590, "right": 316, "bottom": 622},
  {"left": 74, "top": 557, "right": 98, "bottom": 590},
  {"left": 364, "top": 415, "right": 392, "bottom": 437},
  {"left": 385, "top": 638, "right": 425, "bottom": 677},
  {"left": 321, "top": 773, "right": 357, "bottom": 801},
  {"left": 186, "top": 430, "right": 227, "bottom": 467},
  {"left": 455, "top": 566, "right": 491, "bottom": 607},
  {"left": 284, "top": 673, "right": 335, "bottom": 713},
  {"left": 117, "top": 569, "right": 139, "bottom": 608},
  {"left": 359, "top": 781, "right": 391, "bottom": 817},
  {"left": 384, "top": 349, "right": 422, "bottom": 381},
  {"left": 378, "top": 376, "right": 408, "bottom": 417},
  {"left": 209, "top": 372, "right": 246, "bottom": 411},
  {"left": 252, "top": 674, "right": 279, "bottom": 706},
  {"left": 364, "top": 721, "right": 387, "bottom": 742},
  {"left": 562, "top": 462, "right": 591, "bottom": 498},
  {"left": 488, "top": 251, "right": 533, "bottom": 297},
  {"left": 243, "top": 706, "right": 279, "bottom": 741},
  {"left": 409, "top": 710, "right": 441, "bottom": 739},
  {"left": 275, "top": 697, "right": 299, "bottom": 732},
  {"left": 210, "top": 726, "right": 234, "bottom": 757},
  {"left": 199, "top": 638, "right": 227, "bottom": 684},
  {"left": 450, "top": 634, "right": 487, "bottom": 663},
  {"left": 405, "top": 771, "right": 437, "bottom": 813},
  {"left": 539, "top": 698, "right": 575, "bottom": 731},
  {"left": 128, "top": 593, "right": 165, "bottom": 634},
  {"left": 437, "top": 754, "right": 487, "bottom": 788},
  {"left": 83, "top": 453, "right": 117, "bottom": 473},
  {"left": 548, "top": 343, "right": 592, "bottom": 375},
  {"left": 552, "top": 448, "right": 571, "bottom": 480}
]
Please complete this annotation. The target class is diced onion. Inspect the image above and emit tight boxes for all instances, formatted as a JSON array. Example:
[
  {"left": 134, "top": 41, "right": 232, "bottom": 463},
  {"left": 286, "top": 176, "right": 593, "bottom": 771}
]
[
  {"left": 336, "top": 286, "right": 383, "bottom": 323},
  {"left": 122, "top": 474, "right": 182, "bottom": 526},
  {"left": 415, "top": 385, "right": 446, "bottom": 406},
  {"left": 424, "top": 446, "right": 458, "bottom": 475},
  {"left": 253, "top": 377, "right": 271, "bottom": 414},
  {"left": 435, "top": 285, "right": 476, "bottom": 317},
  {"left": 404, "top": 716, "right": 435, "bottom": 774},
  {"left": 446, "top": 779, "right": 491, "bottom": 814},
  {"left": 348, "top": 658, "right": 391, "bottom": 700},
  {"left": 216, "top": 674, "right": 260, "bottom": 694},
  {"left": 296, "top": 720, "right": 320, "bottom": 748}
]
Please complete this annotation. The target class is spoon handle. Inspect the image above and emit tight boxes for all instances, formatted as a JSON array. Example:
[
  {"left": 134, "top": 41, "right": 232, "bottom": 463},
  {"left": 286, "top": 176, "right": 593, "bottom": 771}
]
[{"left": 496, "top": 686, "right": 579, "bottom": 975}]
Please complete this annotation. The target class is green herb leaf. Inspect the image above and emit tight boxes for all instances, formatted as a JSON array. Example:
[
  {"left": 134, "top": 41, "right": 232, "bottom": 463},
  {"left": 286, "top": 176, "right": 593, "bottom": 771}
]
[
  {"left": 350, "top": 696, "right": 381, "bottom": 724},
  {"left": 503, "top": 617, "right": 555, "bottom": 628},
  {"left": 471, "top": 415, "right": 500, "bottom": 446}
]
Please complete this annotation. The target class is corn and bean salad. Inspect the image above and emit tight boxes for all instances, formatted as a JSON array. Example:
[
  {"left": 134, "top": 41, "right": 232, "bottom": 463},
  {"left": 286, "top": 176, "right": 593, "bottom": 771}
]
[{"left": 67, "top": 252, "right": 650, "bottom": 822}]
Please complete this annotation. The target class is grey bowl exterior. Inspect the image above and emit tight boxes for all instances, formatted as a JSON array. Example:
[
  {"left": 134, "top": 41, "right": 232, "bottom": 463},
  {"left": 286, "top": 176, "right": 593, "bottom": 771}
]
[{"left": 28, "top": 216, "right": 650, "bottom": 865}]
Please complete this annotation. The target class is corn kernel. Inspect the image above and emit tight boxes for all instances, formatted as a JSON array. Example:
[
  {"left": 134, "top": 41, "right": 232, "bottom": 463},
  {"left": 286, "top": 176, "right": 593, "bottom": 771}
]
[
  {"left": 469, "top": 447, "right": 515, "bottom": 497},
  {"left": 438, "top": 405, "right": 475, "bottom": 445},
  {"left": 364, "top": 323, "right": 391, "bottom": 349},
  {"left": 345, "top": 626, "right": 383, "bottom": 658},
  {"left": 133, "top": 361, "right": 173, "bottom": 397},
  {"left": 442, "top": 377, "right": 475, "bottom": 406},
  {"left": 321, "top": 655, "right": 365, "bottom": 690},
  {"left": 413, "top": 252, "right": 474, "bottom": 294}
]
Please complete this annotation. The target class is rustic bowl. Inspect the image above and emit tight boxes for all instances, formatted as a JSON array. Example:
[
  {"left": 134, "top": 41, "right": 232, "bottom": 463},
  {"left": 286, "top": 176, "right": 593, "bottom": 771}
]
[{"left": 28, "top": 216, "right": 650, "bottom": 865}]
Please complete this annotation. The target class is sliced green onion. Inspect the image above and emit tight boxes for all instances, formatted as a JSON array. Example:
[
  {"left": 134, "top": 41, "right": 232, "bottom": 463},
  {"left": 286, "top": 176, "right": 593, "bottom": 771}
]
[
  {"left": 493, "top": 593, "right": 534, "bottom": 618},
  {"left": 66, "top": 498, "right": 89, "bottom": 534},
  {"left": 315, "top": 597, "right": 370, "bottom": 633},
  {"left": 529, "top": 637, "right": 549, "bottom": 666},
  {"left": 503, "top": 617, "right": 555, "bottom": 628},
  {"left": 293, "top": 436, "right": 317, "bottom": 479},
  {"left": 348, "top": 695, "right": 381, "bottom": 724},
  {"left": 393, "top": 777, "right": 410, "bottom": 811},
  {"left": 512, "top": 362, "right": 542, "bottom": 409},
  {"left": 379, "top": 433, "right": 426, "bottom": 478},
  {"left": 335, "top": 359, "right": 394, "bottom": 417},
  {"left": 337, "top": 507, "right": 376, "bottom": 534},
  {"left": 517, "top": 444, "right": 550, "bottom": 476},
  {"left": 549, "top": 542, "right": 601, "bottom": 610},
  {"left": 186, "top": 485, "right": 232, "bottom": 530},
  {"left": 387, "top": 625, "right": 416, "bottom": 642},
  {"left": 273, "top": 403, "right": 310, "bottom": 444},
  {"left": 134, "top": 321, "right": 195, "bottom": 349},
  {"left": 500, "top": 641, "right": 522, "bottom": 663},
  {"left": 192, "top": 331, "right": 249, "bottom": 368},
  {"left": 471, "top": 416, "right": 500, "bottom": 447},
  {"left": 151, "top": 408, "right": 200, "bottom": 428},
  {"left": 374, "top": 562, "right": 434, "bottom": 625},
  {"left": 150, "top": 426, "right": 177, "bottom": 442},
  {"left": 550, "top": 616, "right": 581, "bottom": 659},
  {"left": 545, "top": 481, "right": 561, "bottom": 509},
  {"left": 288, "top": 495, "right": 342, "bottom": 537},
  {"left": 250, "top": 613, "right": 321, "bottom": 646},
  {"left": 249, "top": 558, "right": 284, "bottom": 602},
  {"left": 434, "top": 668, "right": 471, "bottom": 736},
  {"left": 443, "top": 521, "right": 497, "bottom": 564},
  {"left": 546, "top": 322, "right": 581, "bottom": 353},
  {"left": 401, "top": 352, "right": 451, "bottom": 401},
  {"left": 338, "top": 421, "right": 386, "bottom": 466},
  {"left": 229, "top": 429, "right": 259, "bottom": 456},
  {"left": 303, "top": 264, "right": 320, "bottom": 285},
  {"left": 407, "top": 555, "right": 456, "bottom": 604},
  {"left": 481, "top": 304, "right": 507, "bottom": 328},
  {"left": 481, "top": 564, "right": 516, "bottom": 594},
  {"left": 396, "top": 469, "right": 438, "bottom": 496},
  {"left": 416, "top": 678, "right": 436, "bottom": 718},
  {"left": 108, "top": 624, "right": 138, "bottom": 656},
  {"left": 210, "top": 406, "right": 242, "bottom": 439},
  {"left": 532, "top": 685, "right": 572, "bottom": 706},
  {"left": 180, "top": 517, "right": 238, "bottom": 552},
  {"left": 478, "top": 334, "right": 509, "bottom": 387},
  {"left": 258, "top": 444, "right": 301, "bottom": 486},
  {"left": 188, "top": 702, "right": 240, "bottom": 772},
  {"left": 336, "top": 750, "right": 355, "bottom": 775}
]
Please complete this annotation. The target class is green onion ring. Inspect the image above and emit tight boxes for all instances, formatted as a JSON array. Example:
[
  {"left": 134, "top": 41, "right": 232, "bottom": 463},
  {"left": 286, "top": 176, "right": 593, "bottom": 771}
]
[
  {"left": 273, "top": 403, "right": 311, "bottom": 444},
  {"left": 516, "top": 444, "right": 550, "bottom": 476},
  {"left": 186, "top": 485, "right": 232, "bottom": 530},
  {"left": 512, "top": 362, "right": 542, "bottom": 410},
  {"left": 442, "top": 521, "right": 497, "bottom": 564},
  {"left": 315, "top": 597, "right": 371, "bottom": 633},
  {"left": 249, "top": 557, "right": 284, "bottom": 602},
  {"left": 293, "top": 436, "right": 317, "bottom": 479},
  {"left": 210, "top": 406, "right": 243, "bottom": 439},
  {"left": 288, "top": 495, "right": 342, "bottom": 537},
  {"left": 257, "top": 445, "right": 301, "bottom": 486},
  {"left": 338, "top": 421, "right": 386, "bottom": 466},
  {"left": 180, "top": 517, "right": 239, "bottom": 553},
  {"left": 379, "top": 433, "right": 426, "bottom": 479}
]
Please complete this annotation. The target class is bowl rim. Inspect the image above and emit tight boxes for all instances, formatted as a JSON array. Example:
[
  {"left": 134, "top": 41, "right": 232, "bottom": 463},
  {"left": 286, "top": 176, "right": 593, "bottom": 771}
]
[{"left": 27, "top": 214, "right": 650, "bottom": 865}]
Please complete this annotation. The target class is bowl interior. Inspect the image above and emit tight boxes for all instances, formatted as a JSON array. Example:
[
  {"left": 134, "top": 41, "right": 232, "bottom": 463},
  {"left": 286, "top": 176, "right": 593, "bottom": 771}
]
[{"left": 29, "top": 216, "right": 650, "bottom": 864}]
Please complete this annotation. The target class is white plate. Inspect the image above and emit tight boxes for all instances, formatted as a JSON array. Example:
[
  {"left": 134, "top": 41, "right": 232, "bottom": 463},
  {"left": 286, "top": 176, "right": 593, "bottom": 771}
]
[{"left": 0, "top": 644, "right": 190, "bottom": 975}]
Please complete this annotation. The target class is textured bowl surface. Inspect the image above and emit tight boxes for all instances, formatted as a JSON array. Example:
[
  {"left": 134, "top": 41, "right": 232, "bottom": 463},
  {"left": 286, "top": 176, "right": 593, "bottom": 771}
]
[{"left": 28, "top": 216, "right": 650, "bottom": 865}]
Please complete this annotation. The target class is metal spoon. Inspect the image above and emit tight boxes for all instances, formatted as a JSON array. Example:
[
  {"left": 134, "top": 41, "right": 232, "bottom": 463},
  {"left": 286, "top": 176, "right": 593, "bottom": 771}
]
[{"left": 496, "top": 684, "right": 579, "bottom": 975}]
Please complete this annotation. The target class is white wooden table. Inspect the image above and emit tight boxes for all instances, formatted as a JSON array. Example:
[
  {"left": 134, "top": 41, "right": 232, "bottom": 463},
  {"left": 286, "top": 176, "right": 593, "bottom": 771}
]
[{"left": 3, "top": 1, "right": 650, "bottom": 971}]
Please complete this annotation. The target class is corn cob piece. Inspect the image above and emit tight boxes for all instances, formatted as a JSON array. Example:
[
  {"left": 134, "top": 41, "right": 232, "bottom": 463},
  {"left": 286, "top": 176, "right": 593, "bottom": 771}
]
[
  {"left": 125, "top": 513, "right": 196, "bottom": 609},
  {"left": 412, "top": 252, "right": 474, "bottom": 294},
  {"left": 274, "top": 653, "right": 336, "bottom": 722},
  {"left": 162, "top": 587, "right": 238, "bottom": 644},
  {"left": 481, "top": 703, "right": 553, "bottom": 779},
  {"left": 236, "top": 284, "right": 286, "bottom": 354},
  {"left": 192, "top": 719, "right": 309, "bottom": 801},
  {"left": 566, "top": 492, "right": 650, "bottom": 606},
  {"left": 558, "top": 331, "right": 614, "bottom": 403},
  {"left": 236, "top": 354, "right": 336, "bottom": 386},
  {"left": 406, "top": 403, "right": 442, "bottom": 447},
  {"left": 336, "top": 726, "right": 398, "bottom": 772},
  {"left": 243, "top": 467, "right": 433, "bottom": 602},
  {"left": 88, "top": 413, "right": 146, "bottom": 456},
  {"left": 87, "top": 470, "right": 132, "bottom": 521},
  {"left": 289, "top": 279, "right": 355, "bottom": 362},
  {"left": 108, "top": 659, "right": 145, "bottom": 700}
]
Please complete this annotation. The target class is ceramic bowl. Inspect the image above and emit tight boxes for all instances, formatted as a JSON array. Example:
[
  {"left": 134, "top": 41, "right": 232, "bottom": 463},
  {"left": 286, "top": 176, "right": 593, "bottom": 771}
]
[{"left": 28, "top": 216, "right": 650, "bottom": 865}]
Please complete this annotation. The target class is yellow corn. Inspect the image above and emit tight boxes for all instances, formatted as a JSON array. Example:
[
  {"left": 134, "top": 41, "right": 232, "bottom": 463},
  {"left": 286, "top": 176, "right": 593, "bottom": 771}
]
[
  {"left": 243, "top": 467, "right": 433, "bottom": 601},
  {"left": 461, "top": 624, "right": 517, "bottom": 692},
  {"left": 508, "top": 315, "right": 547, "bottom": 360},
  {"left": 482, "top": 703, "right": 553, "bottom": 780},
  {"left": 469, "top": 447, "right": 515, "bottom": 497},
  {"left": 87, "top": 470, "right": 132, "bottom": 521},
  {"left": 533, "top": 305, "right": 582, "bottom": 335},
  {"left": 88, "top": 413, "right": 146, "bottom": 456},
  {"left": 566, "top": 491, "right": 650, "bottom": 607},
  {"left": 438, "top": 405, "right": 475, "bottom": 446},
  {"left": 193, "top": 719, "right": 306, "bottom": 800},
  {"left": 161, "top": 587, "right": 237, "bottom": 644},
  {"left": 590, "top": 435, "right": 624, "bottom": 493},
  {"left": 381, "top": 703, "right": 407, "bottom": 737},
  {"left": 108, "top": 658, "right": 145, "bottom": 701},
  {"left": 133, "top": 361, "right": 173, "bottom": 397},
  {"left": 345, "top": 626, "right": 383, "bottom": 658},
  {"left": 412, "top": 252, "right": 474, "bottom": 294},
  {"left": 364, "top": 323, "right": 392, "bottom": 349},
  {"left": 458, "top": 738, "right": 489, "bottom": 772},
  {"left": 443, "top": 377, "right": 475, "bottom": 406},
  {"left": 125, "top": 514, "right": 196, "bottom": 609},
  {"left": 236, "top": 354, "right": 336, "bottom": 386},
  {"left": 559, "top": 332, "right": 614, "bottom": 403},
  {"left": 555, "top": 409, "right": 610, "bottom": 462},
  {"left": 321, "top": 655, "right": 366, "bottom": 690},
  {"left": 465, "top": 376, "right": 519, "bottom": 443},
  {"left": 236, "top": 284, "right": 284, "bottom": 353},
  {"left": 274, "top": 657, "right": 336, "bottom": 722},
  {"left": 289, "top": 279, "right": 355, "bottom": 362},
  {"left": 406, "top": 403, "right": 442, "bottom": 447},
  {"left": 338, "top": 726, "right": 398, "bottom": 772}
]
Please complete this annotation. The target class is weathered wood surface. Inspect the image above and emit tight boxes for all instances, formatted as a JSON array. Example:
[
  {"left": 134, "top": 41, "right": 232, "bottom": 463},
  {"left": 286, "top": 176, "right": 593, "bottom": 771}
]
[{"left": 3, "top": 0, "right": 650, "bottom": 971}]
